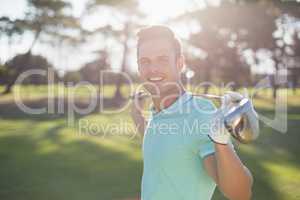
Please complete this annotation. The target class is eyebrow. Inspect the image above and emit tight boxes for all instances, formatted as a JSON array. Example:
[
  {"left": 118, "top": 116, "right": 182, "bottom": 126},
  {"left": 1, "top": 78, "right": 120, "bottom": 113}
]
[
  {"left": 138, "top": 57, "right": 150, "bottom": 62},
  {"left": 139, "top": 54, "right": 170, "bottom": 60},
  {"left": 157, "top": 55, "right": 169, "bottom": 58}
]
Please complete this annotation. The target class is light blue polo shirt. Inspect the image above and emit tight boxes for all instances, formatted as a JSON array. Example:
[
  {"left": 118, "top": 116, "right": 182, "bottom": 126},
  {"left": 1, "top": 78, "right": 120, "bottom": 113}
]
[{"left": 141, "top": 91, "right": 218, "bottom": 200}]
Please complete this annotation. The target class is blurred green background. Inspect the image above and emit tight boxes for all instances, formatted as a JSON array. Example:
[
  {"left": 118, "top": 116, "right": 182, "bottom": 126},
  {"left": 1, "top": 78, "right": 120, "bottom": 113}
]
[
  {"left": 0, "top": 85, "right": 299, "bottom": 200},
  {"left": 1, "top": 0, "right": 300, "bottom": 199}
]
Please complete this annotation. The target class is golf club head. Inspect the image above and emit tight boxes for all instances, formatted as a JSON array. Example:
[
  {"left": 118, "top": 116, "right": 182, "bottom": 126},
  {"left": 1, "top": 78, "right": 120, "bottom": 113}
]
[
  {"left": 224, "top": 98, "right": 260, "bottom": 143},
  {"left": 196, "top": 94, "right": 260, "bottom": 143}
]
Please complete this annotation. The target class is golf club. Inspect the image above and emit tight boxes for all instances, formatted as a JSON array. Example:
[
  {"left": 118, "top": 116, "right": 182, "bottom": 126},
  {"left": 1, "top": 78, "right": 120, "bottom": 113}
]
[{"left": 130, "top": 91, "right": 260, "bottom": 143}]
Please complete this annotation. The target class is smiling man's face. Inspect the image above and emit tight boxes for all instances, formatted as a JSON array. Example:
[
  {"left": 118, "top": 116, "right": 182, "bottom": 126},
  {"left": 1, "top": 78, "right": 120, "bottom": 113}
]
[{"left": 138, "top": 38, "right": 183, "bottom": 96}]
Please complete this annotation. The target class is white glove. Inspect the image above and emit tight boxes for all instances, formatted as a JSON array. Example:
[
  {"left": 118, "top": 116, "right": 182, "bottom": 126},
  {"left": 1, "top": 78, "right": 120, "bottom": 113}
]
[
  {"left": 222, "top": 91, "right": 244, "bottom": 110},
  {"left": 208, "top": 112, "right": 230, "bottom": 144},
  {"left": 208, "top": 91, "right": 245, "bottom": 145},
  {"left": 130, "top": 91, "right": 148, "bottom": 113}
]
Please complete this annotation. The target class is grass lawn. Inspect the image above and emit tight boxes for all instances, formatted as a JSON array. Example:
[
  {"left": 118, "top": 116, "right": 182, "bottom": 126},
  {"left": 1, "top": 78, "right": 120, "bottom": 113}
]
[{"left": 0, "top": 85, "right": 299, "bottom": 200}]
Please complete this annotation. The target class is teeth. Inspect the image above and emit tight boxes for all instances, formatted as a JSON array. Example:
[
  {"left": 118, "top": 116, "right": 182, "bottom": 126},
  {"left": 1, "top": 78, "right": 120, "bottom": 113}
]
[{"left": 149, "top": 77, "right": 163, "bottom": 81}]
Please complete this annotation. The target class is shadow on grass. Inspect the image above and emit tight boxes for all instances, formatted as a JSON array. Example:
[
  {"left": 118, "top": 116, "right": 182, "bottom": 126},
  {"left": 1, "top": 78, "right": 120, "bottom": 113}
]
[
  {"left": 0, "top": 97, "right": 130, "bottom": 122},
  {"left": 0, "top": 125, "right": 142, "bottom": 200},
  {"left": 254, "top": 110, "right": 300, "bottom": 164},
  {"left": 1, "top": 98, "right": 299, "bottom": 200}
]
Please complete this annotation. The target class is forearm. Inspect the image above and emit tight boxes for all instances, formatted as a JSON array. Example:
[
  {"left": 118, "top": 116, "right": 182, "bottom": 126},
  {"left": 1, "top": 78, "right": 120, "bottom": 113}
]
[{"left": 215, "top": 143, "right": 253, "bottom": 200}]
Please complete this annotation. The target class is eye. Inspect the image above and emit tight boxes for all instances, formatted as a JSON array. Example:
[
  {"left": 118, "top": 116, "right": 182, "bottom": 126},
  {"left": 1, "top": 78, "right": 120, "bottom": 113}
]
[
  {"left": 139, "top": 58, "right": 150, "bottom": 66},
  {"left": 158, "top": 56, "right": 169, "bottom": 63}
]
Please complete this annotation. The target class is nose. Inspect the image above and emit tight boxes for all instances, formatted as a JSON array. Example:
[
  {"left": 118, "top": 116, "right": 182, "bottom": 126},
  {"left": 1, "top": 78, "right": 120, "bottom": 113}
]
[{"left": 149, "top": 62, "right": 160, "bottom": 73}]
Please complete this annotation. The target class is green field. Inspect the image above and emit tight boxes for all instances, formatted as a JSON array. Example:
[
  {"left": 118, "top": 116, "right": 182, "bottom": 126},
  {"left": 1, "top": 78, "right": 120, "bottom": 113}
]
[{"left": 0, "top": 85, "right": 299, "bottom": 200}]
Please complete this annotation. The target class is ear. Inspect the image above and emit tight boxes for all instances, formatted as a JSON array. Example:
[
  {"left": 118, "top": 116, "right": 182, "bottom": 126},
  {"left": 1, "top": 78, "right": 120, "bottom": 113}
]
[{"left": 176, "top": 55, "right": 185, "bottom": 72}]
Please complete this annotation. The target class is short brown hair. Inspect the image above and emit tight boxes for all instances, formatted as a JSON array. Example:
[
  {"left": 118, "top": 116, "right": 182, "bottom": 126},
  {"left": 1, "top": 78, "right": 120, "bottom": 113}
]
[{"left": 136, "top": 25, "right": 182, "bottom": 58}]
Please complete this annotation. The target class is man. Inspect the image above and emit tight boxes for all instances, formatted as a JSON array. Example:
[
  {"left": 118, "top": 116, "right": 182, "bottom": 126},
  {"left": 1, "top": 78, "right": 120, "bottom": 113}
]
[{"left": 131, "top": 25, "right": 253, "bottom": 200}]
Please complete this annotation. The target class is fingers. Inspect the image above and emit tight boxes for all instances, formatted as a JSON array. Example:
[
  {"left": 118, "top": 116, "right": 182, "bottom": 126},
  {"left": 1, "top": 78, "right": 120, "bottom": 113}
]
[
  {"left": 221, "top": 93, "right": 236, "bottom": 111},
  {"left": 131, "top": 91, "right": 149, "bottom": 113},
  {"left": 221, "top": 91, "right": 246, "bottom": 113},
  {"left": 130, "top": 91, "right": 149, "bottom": 100},
  {"left": 225, "top": 91, "right": 244, "bottom": 101}
]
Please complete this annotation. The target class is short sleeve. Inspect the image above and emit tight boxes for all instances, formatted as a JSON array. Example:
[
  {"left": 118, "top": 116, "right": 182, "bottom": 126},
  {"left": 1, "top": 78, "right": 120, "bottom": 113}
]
[
  {"left": 191, "top": 98, "right": 217, "bottom": 159},
  {"left": 198, "top": 135, "right": 216, "bottom": 159},
  {"left": 198, "top": 136, "right": 235, "bottom": 159}
]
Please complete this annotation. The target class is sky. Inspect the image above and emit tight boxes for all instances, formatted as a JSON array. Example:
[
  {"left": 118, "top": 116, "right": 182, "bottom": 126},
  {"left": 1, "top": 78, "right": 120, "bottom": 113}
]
[
  {"left": 0, "top": 0, "right": 206, "bottom": 20},
  {"left": 0, "top": 0, "right": 27, "bottom": 19},
  {"left": 0, "top": 0, "right": 85, "bottom": 19},
  {"left": 0, "top": 0, "right": 208, "bottom": 74},
  {"left": 0, "top": 0, "right": 280, "bottom": 75}
]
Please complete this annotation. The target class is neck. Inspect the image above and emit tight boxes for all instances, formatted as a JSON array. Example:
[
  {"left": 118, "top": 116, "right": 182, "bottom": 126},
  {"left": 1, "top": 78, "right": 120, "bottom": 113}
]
[{"left": 152, "top": 84, "right": 185, "bottom": 112}]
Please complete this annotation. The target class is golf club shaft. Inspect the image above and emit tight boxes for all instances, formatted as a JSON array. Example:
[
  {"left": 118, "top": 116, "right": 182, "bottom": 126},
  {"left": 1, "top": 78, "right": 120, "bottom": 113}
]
[{"left": 130, "top": 92, "right": 224, "bottom": 101}]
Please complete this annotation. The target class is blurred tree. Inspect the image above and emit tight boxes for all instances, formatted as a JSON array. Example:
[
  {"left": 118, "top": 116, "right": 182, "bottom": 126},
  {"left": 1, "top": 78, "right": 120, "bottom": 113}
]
[
  {"left": 285, "top": 28, "right": 300, "bottom": 94},
  {"left": 184, "top": 3, "right": 269, "bottom": 92},
  {"left": 1, "top": 0, "right": 83, "bottom": 94},
  {"left": 80, "top": 50, "right": 110, "bottom": 84},
  {"left": 181, "top": 0, "right": 299, "bottom": 97},
  {"left": 63, "top": 71, "right": 81, "bottom": 84},
  {"left": 0, "top": 17, "right": 24, "bottom": 57},
  {"left": 0, "top": 63, "right": 9, "bottom": 85},
  {"left": 2, "top": 53, "right": 59, "bottom": 87},
  {"left": 84, "top": 0, "right": 143, "bottom": 103},
  {"left": 220, "top": 0, "right": 300, "bottom": 97}
]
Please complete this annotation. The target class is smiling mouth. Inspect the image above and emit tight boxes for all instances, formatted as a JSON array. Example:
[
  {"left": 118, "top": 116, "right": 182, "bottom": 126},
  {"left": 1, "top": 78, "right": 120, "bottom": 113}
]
[{"left": 148, "top": 77, "right": 164, "bottom": 82}]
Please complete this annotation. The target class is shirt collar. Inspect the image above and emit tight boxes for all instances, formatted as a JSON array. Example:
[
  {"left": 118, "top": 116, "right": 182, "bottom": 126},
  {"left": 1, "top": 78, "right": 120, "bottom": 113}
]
[{"left": 149, "top": 91, "right": 193, "bottom": 118}]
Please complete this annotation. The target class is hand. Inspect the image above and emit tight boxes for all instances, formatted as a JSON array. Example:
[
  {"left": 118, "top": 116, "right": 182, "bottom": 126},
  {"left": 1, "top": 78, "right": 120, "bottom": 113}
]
[
  {"left": 130, "top": 91, "right": 148, "bottom": 115},
  {"left": 208, "top": 110, "right": 231, "bottom": 145},
  {"left": 224, "top": 92, "right": 259, "bottom": 143},
  {"left": 208, "top": 91, "right": 245, "bottom": 145},
  {"left": 130, "top": 91, "right": 148, "bottom": 135},
  {"left": 221, "top": 91, "right": 245, "bottom": 112}
]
